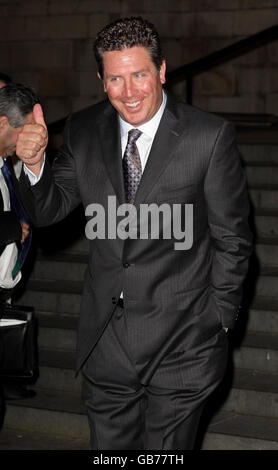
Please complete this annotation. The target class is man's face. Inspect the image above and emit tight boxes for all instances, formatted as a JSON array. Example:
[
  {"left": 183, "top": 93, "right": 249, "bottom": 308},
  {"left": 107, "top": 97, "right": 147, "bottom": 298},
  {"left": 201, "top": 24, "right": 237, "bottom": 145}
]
[
  {"left": 101, "top": 46, "right": 166, "bottom": 126},
  {"left": 0, "top": 112, "right": 34, "bottom": 158}
]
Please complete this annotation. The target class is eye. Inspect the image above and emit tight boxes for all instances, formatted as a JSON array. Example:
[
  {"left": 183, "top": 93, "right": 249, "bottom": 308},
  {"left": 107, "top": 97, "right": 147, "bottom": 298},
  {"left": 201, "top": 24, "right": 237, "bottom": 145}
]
[
  {"left": 135, "top": 72, "right": 145, "bottom": 78},
  {"left": 110, "top": 77, "right": 120, "bottom": 83}
]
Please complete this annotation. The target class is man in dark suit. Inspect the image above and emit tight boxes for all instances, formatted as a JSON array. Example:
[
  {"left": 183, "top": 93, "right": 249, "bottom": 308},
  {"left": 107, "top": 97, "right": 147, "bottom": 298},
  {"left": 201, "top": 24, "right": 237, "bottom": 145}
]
[
  {"left": 0, "top": 82, "right": 33, "bottom": 272},
  {"left": 0, "top": 82, "right": 40, "bottom": 400},
  {"left": 16, "top": 17, "right": 252, "bottom": 449}
]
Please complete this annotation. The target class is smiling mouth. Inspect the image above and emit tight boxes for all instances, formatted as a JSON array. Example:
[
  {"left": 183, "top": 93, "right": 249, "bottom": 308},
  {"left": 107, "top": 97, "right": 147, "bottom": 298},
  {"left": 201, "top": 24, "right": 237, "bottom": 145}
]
[{"left": 124, "top": 101, "right": 141, "bottom": 108}]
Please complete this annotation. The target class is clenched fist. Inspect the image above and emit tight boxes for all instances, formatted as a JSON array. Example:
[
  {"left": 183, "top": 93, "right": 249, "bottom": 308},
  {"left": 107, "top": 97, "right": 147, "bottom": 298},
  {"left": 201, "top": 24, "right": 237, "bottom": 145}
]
[{"left": 16, "top": 103, "right": 48, "bottom": 177}]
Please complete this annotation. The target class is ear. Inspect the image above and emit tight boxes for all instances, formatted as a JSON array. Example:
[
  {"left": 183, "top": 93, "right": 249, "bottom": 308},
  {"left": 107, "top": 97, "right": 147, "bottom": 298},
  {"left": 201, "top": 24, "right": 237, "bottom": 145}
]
[
  {"left": 159, "top": 60, "right": 166, "bottom": 85},
  {"left": 0, "top": 116, "right": 9, "bottom": 131},
  {"left": 97, "top": 72, "right": 107, "bottom": 93}
]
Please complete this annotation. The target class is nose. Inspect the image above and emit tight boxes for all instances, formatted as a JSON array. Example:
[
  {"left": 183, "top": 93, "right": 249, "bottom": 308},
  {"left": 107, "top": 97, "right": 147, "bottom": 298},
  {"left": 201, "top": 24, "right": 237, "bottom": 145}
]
[{"left": 123, "top": 78, "right": 136, "bottom": 98}]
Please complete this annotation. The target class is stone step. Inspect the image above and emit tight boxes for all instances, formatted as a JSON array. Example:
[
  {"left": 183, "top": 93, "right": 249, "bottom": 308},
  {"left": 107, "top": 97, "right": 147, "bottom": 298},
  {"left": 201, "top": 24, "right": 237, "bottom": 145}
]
[
  {"left": 37, "top": 366, "right": 82, "bottom": 395},
  {"left": 251, "top": 295, "right": 278, "bottom": 311},
  {"left": 202, "top": 411, "right": 278, "bottom": 450},
  {"left": 4, "top": 388, "right": 89, "bottom": 440},
  {"left": 248, "top": 309, "right": 278, "bottom": 333},
  {"left": 56, "top": 235, "right": 89, "bottom": 255},
  {"left": 39, "top": 327, "right": 77, "bottom": 351},
  {"left": 0, "top": 427, "right": 89, "bottom": 450},
  {"left": 2, "top": 412, "right": 277, "bottom": 450},
  {"left": 31, "top": 253, "right": 87, "bottom": 282},
  {"left": 254, "top": 266, "right": 278, "bottom": 297},
  {"left": 239, "top": 144, "right": 278, "bottom": 165},
  {"left": 256, "top": 237, "right": 278, "bottom": 265},
  {"left": 233, "top": 331, "right": 278, "bottom": 372},
  {"left": 232, "top": 368, "right": 278, "bottom": 394},
  {"left": 255, "top": 210, "right": 278, "bottom": 237},
  {"left": 246, "top": 166, "right": 278, "bottom": 186},
  {"left": 17, "top": 280, "right": 83, "bottom": 315},
  {"left": 220, "top": 368, "right": 278, "bottom": 419},
  {"left": 250, "top": 188, "right": 278, "bottom": 210},
  {"left": 37, "top": 346, "right": 80, "bottom": 393}
]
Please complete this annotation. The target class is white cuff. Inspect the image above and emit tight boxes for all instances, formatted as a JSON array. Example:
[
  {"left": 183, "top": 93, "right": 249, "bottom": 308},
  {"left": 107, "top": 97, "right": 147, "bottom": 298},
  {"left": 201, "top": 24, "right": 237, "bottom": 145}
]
[{"left": 23, "top": 153, "right": 46, "bottom": 186}]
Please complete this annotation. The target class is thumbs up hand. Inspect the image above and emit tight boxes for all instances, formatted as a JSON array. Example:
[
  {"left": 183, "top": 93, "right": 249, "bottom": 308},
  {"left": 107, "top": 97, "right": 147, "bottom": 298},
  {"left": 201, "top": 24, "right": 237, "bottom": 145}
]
[{"left": 16, "top": 103, "right": 48, "bottom": 177}]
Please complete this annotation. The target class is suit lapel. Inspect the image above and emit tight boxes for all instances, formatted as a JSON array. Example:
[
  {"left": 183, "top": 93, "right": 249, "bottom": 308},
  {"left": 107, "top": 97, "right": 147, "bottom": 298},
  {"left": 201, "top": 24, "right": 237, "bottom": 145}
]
[
  {"left": 98, "top": 95, "right": 191, "bottom": 208},
  {"left": 134, "top": 95, "right": 189, "bottom": 207},
  {"left": 97, "top": 104, "right": 126, "bottom": 206}
]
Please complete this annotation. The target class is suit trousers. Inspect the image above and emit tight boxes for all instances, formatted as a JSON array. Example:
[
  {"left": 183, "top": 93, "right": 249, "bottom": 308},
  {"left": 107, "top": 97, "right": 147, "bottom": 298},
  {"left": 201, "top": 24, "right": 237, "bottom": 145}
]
[{"left": 81, "top": 304, "right": 228, "bottom": 450}]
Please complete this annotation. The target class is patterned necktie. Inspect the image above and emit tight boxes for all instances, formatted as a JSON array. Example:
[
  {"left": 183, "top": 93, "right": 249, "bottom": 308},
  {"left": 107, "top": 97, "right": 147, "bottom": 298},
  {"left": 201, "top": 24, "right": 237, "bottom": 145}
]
[
  {"left": 122, "top": 128, "right": 142, "bottom": 204},
  {"left": 1, "top": 159, "right": 32, "bottom": 279}
]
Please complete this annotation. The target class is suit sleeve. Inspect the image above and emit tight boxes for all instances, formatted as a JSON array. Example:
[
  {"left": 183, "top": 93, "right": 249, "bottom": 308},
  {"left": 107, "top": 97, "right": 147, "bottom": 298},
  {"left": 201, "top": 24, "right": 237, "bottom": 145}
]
[
  {"left": 0, "top": 211, "right": 22, "bottom": 247},
  {"left": 17, "top": 116, "right": 81, "bottom": 227},
  {"left": 204, "top": 121, "right": 253, "bottom": 329}
]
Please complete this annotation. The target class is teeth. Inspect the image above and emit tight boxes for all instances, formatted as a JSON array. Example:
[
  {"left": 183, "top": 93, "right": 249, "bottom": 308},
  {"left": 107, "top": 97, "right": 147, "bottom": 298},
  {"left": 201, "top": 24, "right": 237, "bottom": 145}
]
[{"left": 125, "top": 101, "right": 140, "bottom": 108}]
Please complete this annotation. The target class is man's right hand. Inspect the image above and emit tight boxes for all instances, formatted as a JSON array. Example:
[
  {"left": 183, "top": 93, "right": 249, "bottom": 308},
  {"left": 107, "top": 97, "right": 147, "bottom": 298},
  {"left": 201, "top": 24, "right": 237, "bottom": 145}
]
[{"left": 16, "top": 103, "right": 48, "bottom": 178}]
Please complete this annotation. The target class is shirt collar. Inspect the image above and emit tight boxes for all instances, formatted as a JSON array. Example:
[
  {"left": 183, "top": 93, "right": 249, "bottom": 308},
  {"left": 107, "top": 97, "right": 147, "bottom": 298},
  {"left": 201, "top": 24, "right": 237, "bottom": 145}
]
[{"left": 119, "top": 90, "right": 167, "bottom": 140}]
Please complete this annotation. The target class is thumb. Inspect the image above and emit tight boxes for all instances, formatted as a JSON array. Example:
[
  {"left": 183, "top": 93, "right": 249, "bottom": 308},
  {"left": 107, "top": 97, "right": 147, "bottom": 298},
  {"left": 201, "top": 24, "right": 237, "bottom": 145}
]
[{"left": 33, "top": 103, "right": 46, "bottom": 128}]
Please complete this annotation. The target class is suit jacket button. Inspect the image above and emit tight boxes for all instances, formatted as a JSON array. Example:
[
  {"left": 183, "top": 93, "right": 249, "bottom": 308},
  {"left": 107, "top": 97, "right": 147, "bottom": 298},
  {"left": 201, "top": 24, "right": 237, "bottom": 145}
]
[
  {"left": 112, "top": 297, "right": 116, "bottom": 304},
  {"left": 123, "top": 262, "right": 130, "bottom": 268}
]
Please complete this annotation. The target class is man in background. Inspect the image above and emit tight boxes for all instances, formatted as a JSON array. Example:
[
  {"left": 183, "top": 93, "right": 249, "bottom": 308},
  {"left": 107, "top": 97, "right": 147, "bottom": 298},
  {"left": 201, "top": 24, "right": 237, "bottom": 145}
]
[{"left": 0, "top": 80, "right": 38, "bottom": 400}]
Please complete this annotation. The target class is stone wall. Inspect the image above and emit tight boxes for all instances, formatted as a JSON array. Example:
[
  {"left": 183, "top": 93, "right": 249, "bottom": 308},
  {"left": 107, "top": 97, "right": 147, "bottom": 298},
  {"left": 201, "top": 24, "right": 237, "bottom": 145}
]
[{"left": 0, "top": 0, "right": 278, "bottom": 122}]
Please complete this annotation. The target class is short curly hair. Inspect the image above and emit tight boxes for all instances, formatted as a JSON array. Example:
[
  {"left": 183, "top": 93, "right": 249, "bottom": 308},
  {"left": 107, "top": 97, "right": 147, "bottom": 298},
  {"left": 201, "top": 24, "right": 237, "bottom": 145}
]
[{"left": 93, "top": 16, "right": 164, "bottom": 78}]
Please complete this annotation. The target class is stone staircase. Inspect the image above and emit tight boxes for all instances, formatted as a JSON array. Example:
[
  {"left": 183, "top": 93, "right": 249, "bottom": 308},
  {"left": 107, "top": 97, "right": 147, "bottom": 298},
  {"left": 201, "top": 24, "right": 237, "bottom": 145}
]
[{"left": 0, "top": 127, "right": 278, "bottom": 450}]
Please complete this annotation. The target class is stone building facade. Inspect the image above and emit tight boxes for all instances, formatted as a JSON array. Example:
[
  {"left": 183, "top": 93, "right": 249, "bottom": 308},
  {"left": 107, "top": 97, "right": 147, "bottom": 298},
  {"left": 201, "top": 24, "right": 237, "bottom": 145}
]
[{"left": 0, "top": 0, "right": 277, "bottom": 123}]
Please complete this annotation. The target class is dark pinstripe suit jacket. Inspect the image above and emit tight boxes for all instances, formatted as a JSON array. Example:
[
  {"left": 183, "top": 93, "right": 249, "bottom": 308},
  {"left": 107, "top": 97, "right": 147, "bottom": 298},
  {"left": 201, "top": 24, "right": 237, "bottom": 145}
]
[{"left": 18, "top": 92, "right": 253, "bottom": 379}]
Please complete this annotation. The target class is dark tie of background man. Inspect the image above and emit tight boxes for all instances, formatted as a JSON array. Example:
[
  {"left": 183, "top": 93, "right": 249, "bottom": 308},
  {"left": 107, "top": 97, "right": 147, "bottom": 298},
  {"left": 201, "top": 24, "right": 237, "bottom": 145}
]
[{"left": 122, "top": 128, "right": 142, "bottom": 205}]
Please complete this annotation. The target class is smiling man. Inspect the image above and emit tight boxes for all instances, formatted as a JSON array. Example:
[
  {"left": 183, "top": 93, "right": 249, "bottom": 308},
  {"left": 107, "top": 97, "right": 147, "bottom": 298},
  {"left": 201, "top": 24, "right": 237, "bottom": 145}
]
[{"left": 16, "top": 17, "right": 252, "bottom": 450}]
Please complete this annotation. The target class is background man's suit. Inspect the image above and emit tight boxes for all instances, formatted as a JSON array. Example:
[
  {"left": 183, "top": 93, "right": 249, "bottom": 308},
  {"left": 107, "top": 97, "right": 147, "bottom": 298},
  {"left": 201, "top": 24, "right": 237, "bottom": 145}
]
[
  {"left": 18, "top": 92, "right": 252, "bottom": 448},
  {"left": 0, "top": 159, "right": 22, "bottom": 249}
]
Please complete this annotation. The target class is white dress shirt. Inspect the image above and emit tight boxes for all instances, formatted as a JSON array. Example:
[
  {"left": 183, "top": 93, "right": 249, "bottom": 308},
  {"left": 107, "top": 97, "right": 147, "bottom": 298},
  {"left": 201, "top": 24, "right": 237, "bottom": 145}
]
[
  {"left": 119, "top": 90, "right": 167, "bottom": 171},
  {"left": 23, "top": 155, "right": 45, "bottom": 185}
]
